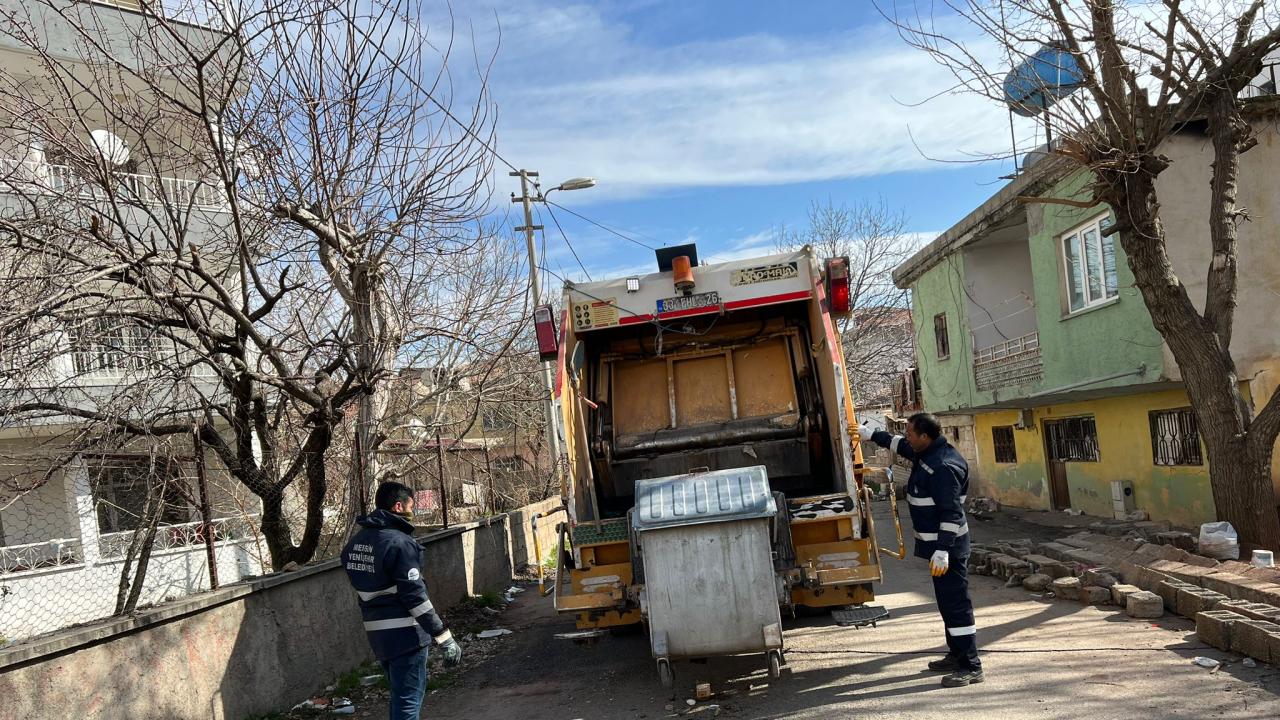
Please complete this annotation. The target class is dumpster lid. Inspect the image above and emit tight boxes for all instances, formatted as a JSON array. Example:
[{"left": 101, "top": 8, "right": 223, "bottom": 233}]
[{"left": 632, "top": 466, "right": 776, "bottom": 531}]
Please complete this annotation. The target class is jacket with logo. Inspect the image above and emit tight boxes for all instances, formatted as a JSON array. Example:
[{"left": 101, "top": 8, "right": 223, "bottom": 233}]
[
  {"left": 342, "top": 509, "right": 452, "bottom": 661},
  {"left": 869, "top": 431, "right": 970, "bottom": 559}
]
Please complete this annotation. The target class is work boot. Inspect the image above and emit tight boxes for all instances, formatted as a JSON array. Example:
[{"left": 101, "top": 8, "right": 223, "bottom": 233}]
[
  {"left": 927, "top": 656, "right": 959, "bottom": 672},
  {"left": 941, "top": 668, "right": 985, "bottom": 687}
]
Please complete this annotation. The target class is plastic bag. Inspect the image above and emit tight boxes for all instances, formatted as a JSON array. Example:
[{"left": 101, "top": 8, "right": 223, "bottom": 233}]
[{"left": 1198, "top": 521, "right": 1239, "bottom": 560}]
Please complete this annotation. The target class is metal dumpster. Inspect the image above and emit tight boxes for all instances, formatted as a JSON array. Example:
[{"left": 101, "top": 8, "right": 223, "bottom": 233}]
[{"left": 632, "top": 466, "right": 784, "bottom": 687}]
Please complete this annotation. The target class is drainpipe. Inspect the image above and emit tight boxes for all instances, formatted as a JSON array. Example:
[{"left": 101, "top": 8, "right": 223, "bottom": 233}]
[{"left": 1026, "top": 364, "right": 1148, "bottom": 399}]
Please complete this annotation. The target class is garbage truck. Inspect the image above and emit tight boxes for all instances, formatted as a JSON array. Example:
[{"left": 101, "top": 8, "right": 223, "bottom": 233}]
[{"left": 530, "top": 243, "right": 905, "bottom": 687}]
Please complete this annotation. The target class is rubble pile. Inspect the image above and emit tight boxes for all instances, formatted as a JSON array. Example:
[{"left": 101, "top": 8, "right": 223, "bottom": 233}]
[{"left": 970, "top": 523, "right": 1280, "bottom": 665}]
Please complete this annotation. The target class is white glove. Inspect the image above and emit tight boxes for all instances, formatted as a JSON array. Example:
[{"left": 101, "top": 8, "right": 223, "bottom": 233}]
[
  {"left": 857, "top": 423, "right": 875, "bottom": 443},
  {"left": 930, "top": 549, "right": 950, "bottom": 577}
]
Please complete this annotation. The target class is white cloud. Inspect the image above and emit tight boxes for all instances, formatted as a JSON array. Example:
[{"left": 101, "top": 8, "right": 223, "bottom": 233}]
[{"left": 430, "top": 2, "right": 1016, "bottom": 202}]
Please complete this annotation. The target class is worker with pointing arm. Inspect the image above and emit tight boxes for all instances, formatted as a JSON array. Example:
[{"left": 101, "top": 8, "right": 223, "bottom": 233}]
[{"left": 860, "top": 413, "right": 983, "bottom": 687}]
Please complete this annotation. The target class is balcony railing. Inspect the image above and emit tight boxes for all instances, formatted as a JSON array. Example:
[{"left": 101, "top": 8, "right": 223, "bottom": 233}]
[
  {"left": 974, "top": 331, "right": 1043, "bottom": 392},
  {"left": 1, "top": 158, "right": 228, "bottom": 211},
  {"left": 98, "top": 513, "right": 260, "bottom": 559},
  {"left": 0, "top": 537, "right": 85, "bottom": 575}
]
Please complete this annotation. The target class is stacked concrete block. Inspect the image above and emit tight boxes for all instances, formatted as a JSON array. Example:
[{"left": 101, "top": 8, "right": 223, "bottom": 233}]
[
  {"left": 1157, "top": 580, "right": 1196, "bottom": 611},
  {"left": 1229, "top": 620, "right": 1280, "bottom": 663},
  {"left": 1155, "top": 531, "right": 1196, "bottom": 551},
  {"left": 1111, "top": 584, "right": 1141, "bottom": 606},
  {"left": 1083, "top": 568, "right": 1119, "bottom": 588},
  {"left": 1176, "top": 588, "right": 1229, "bottom": 618},
  {"left": 1195, "top": 609, "right": 1246, "bottom": 651},
  {"left": 1024, "top": 554, "right": 1072, "bottom": 579},
  {"left": 1081, "top": 586, "right": 1110, "bottom": 605},
  {"left": 1022, "top": 574, "right": 1054, "bottom": 592},
  {"left": 1149, "top": 560, "right": 1216, "bottom": 586},
  {"left": 1053, "top": 577, "right": 1082, "bottom": 601},
  {"left": 1126, "top": 591, "right": 1165, "bottom": 618},
  {"left": 1038, "top": 542, "right": 1079, "bottom": 563}
]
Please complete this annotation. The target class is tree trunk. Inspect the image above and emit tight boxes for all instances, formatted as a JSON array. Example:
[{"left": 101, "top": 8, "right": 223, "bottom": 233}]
[{"left": 1099, "top": 165, "right": 1280, "bottom": 549}]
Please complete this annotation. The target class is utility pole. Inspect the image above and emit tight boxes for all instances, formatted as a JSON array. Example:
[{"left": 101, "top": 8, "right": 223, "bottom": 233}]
[{"left": 511, "top": 169, "right": 564, "bottom": 489}]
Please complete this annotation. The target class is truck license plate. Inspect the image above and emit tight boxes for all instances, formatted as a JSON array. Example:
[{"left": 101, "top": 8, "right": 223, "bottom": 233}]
[{"left": 657, "top": 291, "right": 720, "bottom": 313}]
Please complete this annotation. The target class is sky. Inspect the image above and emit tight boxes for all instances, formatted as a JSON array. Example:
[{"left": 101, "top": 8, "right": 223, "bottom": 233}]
[{"left": 433, "top": 0, "right": 1036, "bottom": 286}]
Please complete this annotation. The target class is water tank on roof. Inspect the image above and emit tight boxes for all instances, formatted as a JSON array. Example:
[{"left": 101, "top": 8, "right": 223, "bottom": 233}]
[{"left": 1003, "top": 44, "right": 1084, "bottom": 117}]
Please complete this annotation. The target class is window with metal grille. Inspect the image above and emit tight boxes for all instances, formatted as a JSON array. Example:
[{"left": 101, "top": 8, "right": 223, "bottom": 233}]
[
  {"left": 992, "top": 426, "right": 1017, "bottom": 463},
  {"left": 1045, "top": 416, "right": 1099, "bottom": 462},
  {"left": 68, "top": 317, "right": 156, "bottom": 375},
  {"left": 933, "top": 313, "right": 950, "bottom": 359},
  {"left": 1149, "top": 408, "right": 1203, "bottom": 466}
]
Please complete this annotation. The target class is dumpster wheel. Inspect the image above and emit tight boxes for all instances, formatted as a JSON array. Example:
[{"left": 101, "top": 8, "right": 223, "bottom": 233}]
[
  {"left": 657, "top": 658, "right": 673, "bottom": 689},
  {"left": 768, "top": 649, "right": 782, "bottom": 680}
]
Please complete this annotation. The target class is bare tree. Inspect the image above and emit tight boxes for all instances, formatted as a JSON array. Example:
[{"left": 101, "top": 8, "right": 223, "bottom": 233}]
[
  {"left": 0, "top": 0, "right": 522, "bottom": 570},
  {"left": 775, "top": 200, "right": 918, "bottom": 407},
  {"left": 887, "top": 0, "right": 1280, "bottom": 547}
]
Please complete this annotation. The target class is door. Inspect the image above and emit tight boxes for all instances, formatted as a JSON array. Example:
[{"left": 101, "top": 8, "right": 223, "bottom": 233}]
[{"left": 1047, "top": 459, "right": 1071, "bottom": 511}]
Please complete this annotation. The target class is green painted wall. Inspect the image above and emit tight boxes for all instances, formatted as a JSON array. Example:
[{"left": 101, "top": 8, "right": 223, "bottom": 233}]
[
  {"left": 910, "top": 258, "right": 980, "bottom": 414},
  {"left": 909, "top": 170, "right": 1169, "bottom": 413},
  {"left": 1025, "top": 173, "right": 1168, "bottom": 390}
]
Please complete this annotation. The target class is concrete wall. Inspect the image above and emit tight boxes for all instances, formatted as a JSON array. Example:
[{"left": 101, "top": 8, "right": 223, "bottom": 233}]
[
  {"left": 0, "top": 499, "right": 558, "bottom": 720},
  {"left": 961, "top": 234, "right": 1037, "bottom": 351},
  {"left": 972, "top": 387, "right": 1217, "bottom": 527}
]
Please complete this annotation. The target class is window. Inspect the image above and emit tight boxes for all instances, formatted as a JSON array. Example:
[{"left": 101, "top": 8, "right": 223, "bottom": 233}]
[
  {"left": 68, "top": 318, "right": 157, "bottom": 375},
  {"left": 933, "top": 313, "right": 950, "bottom": 360},
  {"left": 93, "top": 460, "right": 191, "bottom": 534},
  {"left": 1061, "top": 214, "right": 1118, "bottom": 313},
  {"left": 1045, "top": 416, "right": 1099, "bottom": 462},
  {"left": 992, "top": 426, "right": 1017, "bottom": 463},
  {"left": 493, "top": 456, "right": 524, "bottom": 474},
  {"left": 1150, "top": 408, "right": 1203, "bottom": 466}
]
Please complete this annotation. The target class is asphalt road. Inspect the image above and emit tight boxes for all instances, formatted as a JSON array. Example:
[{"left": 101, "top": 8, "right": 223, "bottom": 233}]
[{"left": 417, "top": 501, "right": 1280, "bottom": 720}]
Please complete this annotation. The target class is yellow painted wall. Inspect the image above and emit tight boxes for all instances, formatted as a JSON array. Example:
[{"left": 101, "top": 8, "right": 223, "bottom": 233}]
[{"left": 973, "top": 387, "right": 1219, "bottom": 528}]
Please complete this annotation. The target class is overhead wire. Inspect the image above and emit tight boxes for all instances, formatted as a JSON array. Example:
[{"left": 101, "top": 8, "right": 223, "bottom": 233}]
[
  {"left": 541, "top": 201, "right": 592, "bottom": 281},
  {"left": 544, "top": 199, "right": 656, "bottom": 250}
]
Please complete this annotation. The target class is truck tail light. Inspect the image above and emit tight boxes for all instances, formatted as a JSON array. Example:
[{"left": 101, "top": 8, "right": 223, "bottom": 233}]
[
  {"left": 826, "top": 256, "right": 851, "bottom": 316},
  {"left": 534, "top": 304, "right": 559, "bottom": 361}
]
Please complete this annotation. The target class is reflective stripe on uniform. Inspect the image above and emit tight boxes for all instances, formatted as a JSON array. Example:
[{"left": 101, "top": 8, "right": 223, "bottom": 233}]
[
  {"left": 940, "top": 521, "right": 964, "bottom": 533},
  {"left": 947, "top": 625, "right": 977, "bottom": 637},
  {"left": 906, "top": 495, "right": 935, "bottom": 506},
  {"left": 356, "top": 586, "right": 398, "bottom": 602},
  {"left": 959, "top": 495, "right": 967, "bottom": 504},
  {"left": 918, "top": 461, "right": 935, "bottom": 475},
  {"left": 408, "top": 600, "right": 435, "bottom": 617},
  {"left": 914, "top": 531, "right": 938, "bottom": 541},
  {"left": 890, "top": 436, "right": 903, "bottom": 455},
  {"left": 363, "top": 617, "right": 417, "bottom": 632},
  {"left": 434, "top": 629, "right": 454, "bottom": 645}
]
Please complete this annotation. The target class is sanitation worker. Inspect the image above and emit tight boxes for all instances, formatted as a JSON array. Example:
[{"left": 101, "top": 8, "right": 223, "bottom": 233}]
[
  {"left": 860, "top": 413, "right": 983, "bottom": 687},
  {"left": 343, "top": 481, "right": 463, "bottom": 718}
]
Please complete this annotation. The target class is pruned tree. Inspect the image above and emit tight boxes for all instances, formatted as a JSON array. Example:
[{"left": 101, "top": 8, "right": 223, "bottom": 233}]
[
  {"left": 0, "top": 0, "right": 523, "bottom": 571},
  {"left": 774, "top": 200, "right": 918, "bottom": 407},
  {"left": 886, "top": 0, "right": 1280, "bottom": 547}
]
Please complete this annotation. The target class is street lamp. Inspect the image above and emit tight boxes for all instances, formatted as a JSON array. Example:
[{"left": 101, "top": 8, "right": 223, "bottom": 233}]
[{"left": 510, "top": 170, "right": 595, "bottom": 496}]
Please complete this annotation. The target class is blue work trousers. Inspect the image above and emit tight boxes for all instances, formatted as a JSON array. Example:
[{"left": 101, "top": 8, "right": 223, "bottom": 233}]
[{"left": 382, "top": 646, "right": 429, "bottom": 720}]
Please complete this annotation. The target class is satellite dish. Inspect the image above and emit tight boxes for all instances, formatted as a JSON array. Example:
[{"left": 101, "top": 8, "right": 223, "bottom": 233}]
[
  {"left": 90, "top": 129, "right": 130, "bottom": 166},
  {"left": 1003, "top": 44, "right": 1085, "bottom": 117}
]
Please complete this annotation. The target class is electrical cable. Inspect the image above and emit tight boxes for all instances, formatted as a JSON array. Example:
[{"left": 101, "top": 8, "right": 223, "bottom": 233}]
[
  {"left": 542, "top": 202, "right": 592, "bottom": 281},
  {"left": 544, "top": 199, "right": 655, "bottom": 250}
]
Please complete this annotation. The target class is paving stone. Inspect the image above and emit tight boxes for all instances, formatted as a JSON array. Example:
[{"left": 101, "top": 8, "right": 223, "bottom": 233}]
[
  {"left": 1201, "top": 572, "right": 1249, "bottom": 599},
  {"left": 1053, "top": 577, "right": 1082, "bottom": 602},
  {"left": 1181, "top": 553, "right": 1220, "bottom": 569},
  {"left": 1176, "top": 588, "right": 1228, "bottom": 618},
  {"left": 1066, "top": 548, "right": 1113, "bottom": 567},
  {"left": 1131, "top": 566, "right": 1170, "bottom": 593},
  {"left": 1133, "top": 520, "right": 1172, "bottom": 537},
  {"left": 1081, "top": 585, "right": 1110, "bottom": 605},
  {"left": 1155, "top": 531, "right": 1197, "bottom": 551},
  {"left": 1022, "top": 573, "right": 1054, "bottom": 592},
  {"left": 1111, "top": 584, "right": 1141, "bottom": 606},
  {"left": 1024, "top": 554, "right": 1072, "bottom": 579},
  {"left": 1039, "top": 542, "right": 1078, "bottom": 562},
  {"left": 1126, "top": 591, "right": 1165, "bottom": 619},
  {"left": 1229, "top": 619, "right": 1280, "bottom": 663},
  {"left": 1195, "top": 609, "right": 1247, "bottom": 651},
  {"left": 1149, "top": 560, "right": 1214, "bottom": 586},
  {"left": 1083, "top": 569, "right": 1119, "bottom": 588},
  {"left": 1058, "top": 536, "right": 1094, "bottom": 550},
  {"left": 1109, "top": 558, "right": 1143, "bottom": 584},
  {"left": 1157, "top": 580, "right": 1195, "bottom": 611}
]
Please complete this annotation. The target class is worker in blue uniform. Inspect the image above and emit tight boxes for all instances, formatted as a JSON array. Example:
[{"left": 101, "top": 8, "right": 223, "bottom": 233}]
[
  {"left": 860, "top": 413, "right": 983, "bottom": 687},
  {"left": 343, "top": 481, "right": 464, "bottom": 719}
]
